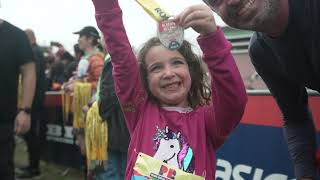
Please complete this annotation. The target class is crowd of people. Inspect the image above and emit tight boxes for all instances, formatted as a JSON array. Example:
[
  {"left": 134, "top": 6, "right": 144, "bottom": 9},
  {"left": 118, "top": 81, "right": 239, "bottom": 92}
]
[{"left": 0, "top": 0, "right": 319, "bottom": 179}]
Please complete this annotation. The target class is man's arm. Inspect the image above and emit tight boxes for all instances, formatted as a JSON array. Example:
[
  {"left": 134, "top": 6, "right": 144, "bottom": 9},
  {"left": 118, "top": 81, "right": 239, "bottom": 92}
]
[
  {"left": 249, "top": 33, "right": 317, "bottom": 179},
  {"left": 15, "top": 62, "right": 36, "bottom": 135}
]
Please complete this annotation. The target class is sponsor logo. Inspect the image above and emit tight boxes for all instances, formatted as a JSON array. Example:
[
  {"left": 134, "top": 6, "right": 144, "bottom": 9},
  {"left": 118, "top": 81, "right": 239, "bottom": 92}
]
[{"left": 216, "top": 159, "right": 295, "bottom": 180}]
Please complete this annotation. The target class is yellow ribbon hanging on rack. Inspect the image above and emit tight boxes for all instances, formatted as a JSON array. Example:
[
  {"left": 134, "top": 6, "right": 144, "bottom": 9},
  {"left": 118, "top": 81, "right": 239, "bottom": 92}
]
[
  {"left": 73, "top": 82, "right": 92, "bottom": 129},
  {"left": 61, "top": 91, "right": 71, "bottom": 124},
  {"left": 85, "top": 101, "right": 108, "bottom": 170}
]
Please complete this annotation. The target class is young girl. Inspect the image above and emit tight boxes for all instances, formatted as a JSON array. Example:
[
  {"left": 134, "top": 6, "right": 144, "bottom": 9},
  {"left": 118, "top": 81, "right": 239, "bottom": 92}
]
[{"left": 92, "top": 0, "right": 247, "bottom": 179}]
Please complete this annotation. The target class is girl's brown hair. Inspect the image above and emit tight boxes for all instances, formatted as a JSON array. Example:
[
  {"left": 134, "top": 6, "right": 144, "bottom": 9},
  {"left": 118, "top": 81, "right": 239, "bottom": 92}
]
[{"left": 138, "top": 37, "right": 211, "bottom": 108}]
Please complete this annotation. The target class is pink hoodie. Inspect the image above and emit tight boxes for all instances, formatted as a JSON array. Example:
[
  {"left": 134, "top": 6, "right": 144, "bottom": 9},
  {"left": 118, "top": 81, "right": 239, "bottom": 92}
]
[{"left": 93, "top": 0, "right": 247, "bottom": 179}]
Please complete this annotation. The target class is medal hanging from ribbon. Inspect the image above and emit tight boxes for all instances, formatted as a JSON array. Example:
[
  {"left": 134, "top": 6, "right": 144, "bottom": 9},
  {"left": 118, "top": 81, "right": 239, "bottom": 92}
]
[{"left": 135, "top": 0, "right": 184, "bottom": 50}]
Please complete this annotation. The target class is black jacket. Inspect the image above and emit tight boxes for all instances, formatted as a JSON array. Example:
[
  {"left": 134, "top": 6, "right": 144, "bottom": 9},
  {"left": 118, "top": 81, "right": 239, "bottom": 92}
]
[
  {"left": 98, "top": 60, "right": 130, "bottom": 153},
  {"left": 248, "top": 0, "right": 320, "bottom": 178},
  {"left": 32, "top": 44, "right": 46, "bottom": 109}
]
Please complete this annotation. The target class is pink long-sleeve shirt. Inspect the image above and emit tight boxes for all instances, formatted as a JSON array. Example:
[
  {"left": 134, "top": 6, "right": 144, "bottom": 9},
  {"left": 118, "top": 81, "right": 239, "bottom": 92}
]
[{"left": 94, "top": 1, "right": 247, "bottom": 179}]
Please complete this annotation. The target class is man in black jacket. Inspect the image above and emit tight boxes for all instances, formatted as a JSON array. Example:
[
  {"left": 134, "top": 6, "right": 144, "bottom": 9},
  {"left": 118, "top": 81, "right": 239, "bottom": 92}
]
[
  {"left": 16, "top": 29, "right": 47, "bottom": 179},
  {"left": 188, "top": 0, "right": 319, "bottom": 179},
  {"left": 97, "top": 55, "right": 130, "bottom": 180},
  {"left": 0, "top": 20, "right": 36, "bottom": 180}
]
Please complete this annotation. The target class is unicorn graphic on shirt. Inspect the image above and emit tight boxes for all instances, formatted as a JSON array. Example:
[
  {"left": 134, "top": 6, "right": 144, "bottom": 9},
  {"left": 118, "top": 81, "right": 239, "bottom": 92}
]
[{"left": 153, "top": 126, "right": 195, "bottom": 173}]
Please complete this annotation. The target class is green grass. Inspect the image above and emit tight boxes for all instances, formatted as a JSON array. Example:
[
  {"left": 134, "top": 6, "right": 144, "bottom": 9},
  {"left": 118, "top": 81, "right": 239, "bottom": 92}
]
[{"left": 14, "top": 139, "right": 84, "bottom": 180}]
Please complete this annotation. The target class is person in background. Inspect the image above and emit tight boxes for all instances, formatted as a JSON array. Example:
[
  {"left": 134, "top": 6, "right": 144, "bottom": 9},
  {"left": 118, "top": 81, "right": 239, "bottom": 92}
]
[
  {"left": 0, "top": 19, "right": 36, "bottom": 180},
  {"left": 201, "top": 0, "right": 320, "bottom": 179},
  {"left": 63, "top": 26, "right": 104, "bottom": 179},
  {"left": 74, "top": 26, "right": 104, "bottom": 89},
  {"left": 49, "top": 59, "right": 65, "bottom": 90},
  {"left": 74, "top": 43, "right": 85, "bottom": 62},
  {"left": 64, "top": 26, "right": 104, "bottom": 94},
  {"left": 63, "top": 44, "right": 84, "bottom": 81},
  {"left": 48, "top": 42, "right": 74, "bottom": 90},
  {"left": 14, "top": 29, "right": 47, "bottom": 180},
  {"left": 95, "top": 54, "right": 130, "bottom": 180}
]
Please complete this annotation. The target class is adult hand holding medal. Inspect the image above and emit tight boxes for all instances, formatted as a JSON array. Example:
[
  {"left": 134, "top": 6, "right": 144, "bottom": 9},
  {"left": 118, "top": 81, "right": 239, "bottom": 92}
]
[{"left": 135, "top": 0, "right": 184, "bottom": 50}]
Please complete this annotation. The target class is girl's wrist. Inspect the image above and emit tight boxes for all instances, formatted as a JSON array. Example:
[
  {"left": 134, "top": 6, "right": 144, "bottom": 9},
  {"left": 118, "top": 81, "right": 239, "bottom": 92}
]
[
  {"left": 197, "top": 27, "right": 231, "bottom": 55},
  {"left": 199, "top": 26, "right": 219, "bottom": 37},
  {"left": 199, "top": 26, "right": 218, "bottom": 37}
]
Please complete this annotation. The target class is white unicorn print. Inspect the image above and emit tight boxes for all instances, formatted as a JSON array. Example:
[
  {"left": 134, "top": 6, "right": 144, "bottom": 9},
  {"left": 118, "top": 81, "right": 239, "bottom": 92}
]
[{"left": 153, "top": 126, "right": 195, "bottom": 172}]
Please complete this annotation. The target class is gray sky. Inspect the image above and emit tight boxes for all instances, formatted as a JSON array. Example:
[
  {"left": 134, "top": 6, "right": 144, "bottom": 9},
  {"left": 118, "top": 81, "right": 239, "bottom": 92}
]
[{"left": 0, "top": 0, "right": 225, "bottom": 53}]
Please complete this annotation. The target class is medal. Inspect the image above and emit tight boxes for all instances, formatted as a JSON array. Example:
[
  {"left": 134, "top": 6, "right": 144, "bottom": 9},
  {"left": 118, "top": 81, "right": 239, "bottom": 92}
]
[
  {"left": 135, "top": 0, "right": 184, "bottom": 50},
  {"left": 157, "top": 18, "right": 184, "bottom": 50}
]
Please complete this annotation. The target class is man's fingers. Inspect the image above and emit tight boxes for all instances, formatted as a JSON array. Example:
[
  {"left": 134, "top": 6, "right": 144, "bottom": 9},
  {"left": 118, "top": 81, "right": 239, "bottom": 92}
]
[
  {"left": 15, "top": 120, "right": 30, "bottom": 135},
  {"left": 15, "top": 123, "right": 22, "bottom": 135}
]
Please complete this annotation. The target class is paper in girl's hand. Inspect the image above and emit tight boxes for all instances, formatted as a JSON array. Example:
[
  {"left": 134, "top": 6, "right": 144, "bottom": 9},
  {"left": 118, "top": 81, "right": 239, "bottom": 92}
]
[{"left": 132, "top": 152, "right": 204, "bottom": 180}]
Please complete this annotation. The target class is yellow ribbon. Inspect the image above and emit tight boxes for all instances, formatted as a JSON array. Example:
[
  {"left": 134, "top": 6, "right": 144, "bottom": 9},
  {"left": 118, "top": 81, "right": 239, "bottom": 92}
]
[
  {"left": 85, "top": 101, "right": 108, "bottom": 170},
  {"left": 61, "top": 91, "right": 71, "bottom": 124},
  {"left": 73, "top": 82, "right": 92, "bottom": 129},
  {"left": 135, "top": 0, "right": 171, "bottom": 22}
]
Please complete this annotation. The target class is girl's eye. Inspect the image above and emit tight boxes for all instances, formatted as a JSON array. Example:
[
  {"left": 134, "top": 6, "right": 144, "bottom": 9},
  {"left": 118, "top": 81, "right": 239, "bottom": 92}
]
[
  {"left": 172, "top": 59, "right": 185, "bottom": 65},
  {"left": 150, "top": 65, "right": 161, "bottom": 72}
]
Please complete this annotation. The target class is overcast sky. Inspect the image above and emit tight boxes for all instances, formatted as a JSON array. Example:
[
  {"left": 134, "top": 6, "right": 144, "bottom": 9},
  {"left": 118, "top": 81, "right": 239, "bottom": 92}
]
[{"left": 0, "top": 0, "right": 225, "bottom": 53}]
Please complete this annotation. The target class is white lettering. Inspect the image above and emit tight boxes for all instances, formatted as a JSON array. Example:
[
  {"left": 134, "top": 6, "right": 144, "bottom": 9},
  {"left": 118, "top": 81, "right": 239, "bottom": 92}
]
[
  {"left": 64, "top": 126, "right": 73, "bottom": 139},
  {"left": 46, "top": 124, "right": 62, "bottom": 137},
  {"left": 46, "top": 124, "right": 75, "bottom": 145},
  {"left": 253, "top": 168, "right": 263, "bottom": 180},
  {"left": 216, "top": 159, "right": 292, "bottom": 180},
  {"left": 265, "top": 174, "right": 288, "bottom": 180},
  {"left": 46, "top": 136, "right": 74, "bottom": 145},
  {"left": 233, "top": 164, "right": 252, "bottom": 180},
  {"left": 216, "top": 159, "right": 232, "bottom": 180}
]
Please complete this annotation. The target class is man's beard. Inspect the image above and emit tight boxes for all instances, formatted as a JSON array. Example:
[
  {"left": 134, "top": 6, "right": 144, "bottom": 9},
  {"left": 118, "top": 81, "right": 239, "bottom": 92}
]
[
  {"left": 251, "top": 0, "right": 280, "bottom": 31},
  {"left": 223, "top": 0, "right": 280, "bottom": 31}
]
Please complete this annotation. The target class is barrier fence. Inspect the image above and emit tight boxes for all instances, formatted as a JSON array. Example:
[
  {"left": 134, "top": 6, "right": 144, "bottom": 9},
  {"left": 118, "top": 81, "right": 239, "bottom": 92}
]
[{"left": 42, "top": 90, "right": 320, "bottom": 179}]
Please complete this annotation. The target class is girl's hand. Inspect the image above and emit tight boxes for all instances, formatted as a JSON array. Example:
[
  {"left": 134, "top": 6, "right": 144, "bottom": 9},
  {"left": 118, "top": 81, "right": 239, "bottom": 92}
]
[{"left": 175, "top": 4, "right": 217, "bottom": 36}]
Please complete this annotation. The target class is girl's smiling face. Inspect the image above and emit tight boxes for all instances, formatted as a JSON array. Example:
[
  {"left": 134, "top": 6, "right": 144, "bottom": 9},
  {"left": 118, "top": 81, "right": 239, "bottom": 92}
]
[{"left": 145, "top": 45, "right": 191, "bottom": 108}]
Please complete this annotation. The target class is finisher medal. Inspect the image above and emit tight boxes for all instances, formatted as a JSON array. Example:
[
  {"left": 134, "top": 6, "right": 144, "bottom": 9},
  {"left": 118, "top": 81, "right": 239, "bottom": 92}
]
[
  {"left": 157, "top": 18, "right": 184, "bottom": 50},
  {"left": 135, "top": 0, "right": 184, "bottom": 50}
]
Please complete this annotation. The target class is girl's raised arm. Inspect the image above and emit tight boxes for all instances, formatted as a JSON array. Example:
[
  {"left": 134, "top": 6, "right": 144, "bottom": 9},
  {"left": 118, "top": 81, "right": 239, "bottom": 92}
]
[
  {"left": 92, "top": 0, "right": 145, "bottom": 133},
  {"left": 176, "top": 4, "right": 247, "bottom": 149}
]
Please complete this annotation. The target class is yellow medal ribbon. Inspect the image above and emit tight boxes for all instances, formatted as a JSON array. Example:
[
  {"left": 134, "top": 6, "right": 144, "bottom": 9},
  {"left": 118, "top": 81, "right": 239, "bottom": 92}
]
[
  {"left": 73, "top": 82, "right": 92, "bottom": 129},
  {"left": 136, "top": 0, "right": 184, "bottom": 51},
  {"left": 61, "top": 91, "right": 71, "bottom": 124},
  {"left": 135, "top": 0, "right": 171, "bottom": 22},
  {"left": 85, "top": 101, "right": 108, "bottom": 171}
]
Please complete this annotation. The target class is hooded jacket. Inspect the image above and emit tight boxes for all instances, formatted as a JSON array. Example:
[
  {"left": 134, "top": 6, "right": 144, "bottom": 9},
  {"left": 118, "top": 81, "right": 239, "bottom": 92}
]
[{"left": 98, "top": 57, "right": 130, "bottom": 152}]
